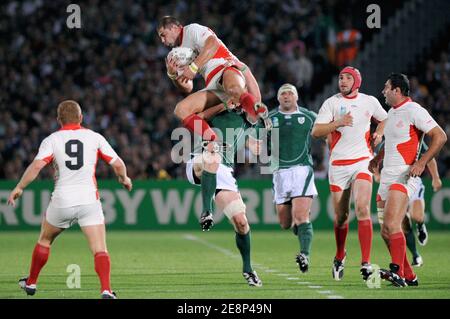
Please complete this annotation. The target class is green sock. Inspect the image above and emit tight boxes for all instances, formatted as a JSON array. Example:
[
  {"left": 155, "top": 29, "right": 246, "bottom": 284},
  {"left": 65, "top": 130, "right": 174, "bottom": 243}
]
[
  {"left": 201, "top": 170, "right": 216, "bottom": 213},
  {"left": 298, "top": 222, "right": 314, "bottom": 257},
  {"left": 405, "top": 230, "right": 420, "bottom": 258},
  {"left": 235, "top": 231, "right": 252, "bottom": 273}
]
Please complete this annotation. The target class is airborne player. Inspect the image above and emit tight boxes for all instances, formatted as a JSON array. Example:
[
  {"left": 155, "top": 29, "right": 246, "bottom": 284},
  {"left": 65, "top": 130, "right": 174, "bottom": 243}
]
[
  {"left": 158, "top": 16, "right": 271, "bottom": 229},
  {"left": 157, "top": 16, "right": 272, "bottom": 141}
]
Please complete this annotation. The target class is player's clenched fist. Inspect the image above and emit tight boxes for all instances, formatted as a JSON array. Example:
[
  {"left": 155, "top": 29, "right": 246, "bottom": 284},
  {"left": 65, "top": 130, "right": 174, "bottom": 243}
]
[{"left": 119, "top": 176, "right": 133, "bottom": 191}]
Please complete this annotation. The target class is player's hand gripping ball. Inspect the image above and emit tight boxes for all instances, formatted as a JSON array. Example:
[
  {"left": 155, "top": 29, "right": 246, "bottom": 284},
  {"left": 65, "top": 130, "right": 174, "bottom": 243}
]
[{"left": 167, "top": 47, "right": 197, "bottom": 67}]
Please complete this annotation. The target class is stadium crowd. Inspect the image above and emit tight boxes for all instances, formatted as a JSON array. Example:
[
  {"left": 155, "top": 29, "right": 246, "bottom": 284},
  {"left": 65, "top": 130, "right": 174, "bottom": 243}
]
[{"left": 0, "top": 0, "right": 448, "bottom": 180}]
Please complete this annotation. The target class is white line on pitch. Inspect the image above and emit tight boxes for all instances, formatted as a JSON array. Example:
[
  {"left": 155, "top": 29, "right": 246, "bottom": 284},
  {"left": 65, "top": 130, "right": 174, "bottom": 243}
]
[{"left": 183, "top": 234, "right": 344, "bottom": 299}]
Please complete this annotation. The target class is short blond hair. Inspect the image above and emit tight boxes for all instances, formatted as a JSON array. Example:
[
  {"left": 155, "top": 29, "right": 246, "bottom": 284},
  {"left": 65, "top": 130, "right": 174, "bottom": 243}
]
[
  {"left": 277, "top": 83, "right": 298, "bottom": 100},
  {"left": 57, "top": 100, "right": 82, "bottom": 125}
]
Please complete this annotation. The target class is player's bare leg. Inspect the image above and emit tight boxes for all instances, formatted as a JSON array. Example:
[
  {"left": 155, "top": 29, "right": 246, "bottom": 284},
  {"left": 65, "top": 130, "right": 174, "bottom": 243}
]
[
  {"left": 291, "top": 197, "right": 314, "bottom": 273},
  {"left": 19, "top": 220, "right": 64, "bottom": 296},
  {"left": 174, "top": 90, "right": 221, "bottom": 141},
  {"left": 276, "top": 204, "right": 293, "bottom": 230},
  {"left": 215, "top": 190, "right": 262, "bottom": 287},
  {"left": 381, "top": 189, "right": 416, "bottom": 287},
  {"left": 410, "top": 199, "right": 428, "bottom": 246},
  {"left": 353, "top": 178, "right": 374, "bottom": 280},
  {"left": 377, "top": 200, "right": 389, "bottom": 244},
  {"left": 222, "top": 69, "right": 271, "bottom": 128},
  {"left": 81, "top": 224, "right": 115, "bottom": 298},
  {"left": 331, "top": 189, "right": 351, "bottom": 280},
  {"left": 410, "top": 200, "right": 425, "bottom": 224}
]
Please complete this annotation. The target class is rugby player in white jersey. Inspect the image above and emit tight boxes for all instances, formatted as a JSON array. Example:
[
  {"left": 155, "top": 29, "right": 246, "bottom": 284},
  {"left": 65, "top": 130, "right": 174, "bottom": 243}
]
[
  {"left": 158, "top": 16, "right": 271, "bottom": 229},
  {"left": 369, "top": 73, "right": 446, "bottom": 287},
  {"left": 311, "top": 66, "right": 387, "bottom": 281},
  {"left": 157, "top": 16, "right": 272, "bottom": 143},
  {"left": 8, "top": 100, "right": 132, "bottom": 299}
]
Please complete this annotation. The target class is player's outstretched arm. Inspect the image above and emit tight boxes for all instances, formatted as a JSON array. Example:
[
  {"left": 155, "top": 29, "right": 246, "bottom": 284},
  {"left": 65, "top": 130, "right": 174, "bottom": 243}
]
[
  {"left": 409, "top": 126, "right": 447, "bottom": 177},
  {"left": 426, "top": 158, "right": 442, "bottom": 192},
  {"left": 372, "top": 119, "right": 386, "bottom": 147},
  {"left": 7, "top": 159, "right": 47, "bottom": 207},
  {"left": 248, "top": 135, "right": 263, "bottom": 156},
  {"left": 198, "top": 103, "right": 226, "bottom": 121},
  {"left": 239, "top": 62, "right": 261, "bottom": 102},
  {"left": 369, "top": 143, "right": 384, "bottom": 174},
  {"left": 111, "top": 158, "right": 133, "bottom": 191}
]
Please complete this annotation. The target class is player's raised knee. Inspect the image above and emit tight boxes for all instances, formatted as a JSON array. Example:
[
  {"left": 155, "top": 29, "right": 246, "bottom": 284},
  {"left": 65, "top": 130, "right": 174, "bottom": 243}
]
[{"left": 173, "top": 102, "right": 188, "bottom": 120}]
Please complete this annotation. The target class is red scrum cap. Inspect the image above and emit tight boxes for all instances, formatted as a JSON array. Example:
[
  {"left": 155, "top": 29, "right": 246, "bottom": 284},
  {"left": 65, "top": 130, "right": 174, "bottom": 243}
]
[{"left": 340, "top": 66, "right": 362, "bottom": 92}]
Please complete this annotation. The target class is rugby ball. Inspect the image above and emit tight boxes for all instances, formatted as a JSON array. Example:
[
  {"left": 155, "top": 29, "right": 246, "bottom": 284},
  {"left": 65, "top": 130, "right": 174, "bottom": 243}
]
[{"left": 167, "top": 47, "right": 197, "bottom": 67}]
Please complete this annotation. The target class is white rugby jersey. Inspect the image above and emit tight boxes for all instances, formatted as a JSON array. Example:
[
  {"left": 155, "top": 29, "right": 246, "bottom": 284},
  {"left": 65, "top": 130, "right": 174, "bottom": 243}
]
[
  {"left": 180, "top": 23, "right": 238, "bottom": 86},
  {"left": 35, "top": 124, "right": 119, "bottom": 208},
  {"left": 315, "top": 93, "right": 388, "bottom": 165},
  {"left": 383, "top": 97, "right": 438, "bottom": 168}
]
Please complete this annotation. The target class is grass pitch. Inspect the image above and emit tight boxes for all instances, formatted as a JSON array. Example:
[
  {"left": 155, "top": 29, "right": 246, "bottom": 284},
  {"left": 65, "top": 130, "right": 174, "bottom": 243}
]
[{"left": 1, "top": 230, "right": 449, "bottom": 299}]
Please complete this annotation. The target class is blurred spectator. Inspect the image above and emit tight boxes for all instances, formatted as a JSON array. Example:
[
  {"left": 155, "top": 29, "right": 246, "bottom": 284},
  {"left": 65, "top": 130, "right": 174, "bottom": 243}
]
[
  {"left": 287, "top": 45, "right": 314, "bottom": 91},
  {"left": 335, "top": 19, "right": 361, "bottom": 67}
]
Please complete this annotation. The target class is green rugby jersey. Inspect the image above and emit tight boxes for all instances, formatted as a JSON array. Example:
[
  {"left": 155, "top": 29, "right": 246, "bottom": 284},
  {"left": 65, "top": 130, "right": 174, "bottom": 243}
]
[
  {"left": 267, "top": 106, "right": 317, "bottom": 171},
  {"left": 193, "top": 110, "right": 251, "bottom": 167}
]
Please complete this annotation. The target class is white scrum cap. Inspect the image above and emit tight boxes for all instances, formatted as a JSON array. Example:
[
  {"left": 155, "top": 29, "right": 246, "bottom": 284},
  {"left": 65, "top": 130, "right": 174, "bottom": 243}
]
[{"left": 277, "top": 83, "right": 298, "bottom": 100}]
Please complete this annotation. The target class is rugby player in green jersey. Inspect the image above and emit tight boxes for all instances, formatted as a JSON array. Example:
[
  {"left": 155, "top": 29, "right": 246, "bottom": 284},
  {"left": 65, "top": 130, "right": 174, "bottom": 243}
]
[
  {"left": 185, "top": 104, "right": 263, "bottom": 286},
  {"left": 264, "top": 84, "right": 318, "bottom": 273}
]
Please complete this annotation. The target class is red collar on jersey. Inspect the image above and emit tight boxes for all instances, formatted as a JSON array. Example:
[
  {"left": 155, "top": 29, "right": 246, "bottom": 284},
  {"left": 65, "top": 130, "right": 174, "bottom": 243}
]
[
  {"left": 393, "top": 97, "right": 412, "bottom": 109},
  {"left": 178, "top": 26, "right": 184, "bottom": 45},
  {"left": 342, "top": 93, "right": 358, "bottom": 99},
  {"left": 60, "top": 124, "right": 82, "bottom": 130}
]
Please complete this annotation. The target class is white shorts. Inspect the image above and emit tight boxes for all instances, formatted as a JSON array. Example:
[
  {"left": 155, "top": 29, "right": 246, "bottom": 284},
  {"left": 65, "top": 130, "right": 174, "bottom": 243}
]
[
  {"left": 273, "top": 165, "right": 317, "bottom": 204},
  {"left": 409, "top": 178, "right": 425, "bottom": 203},
  {"left": 186, "top": 158, "right": 238, "bottom": 193},
  {"left": 201, "top": 64, "right": 243, "bottom": 103},
  {"left": 328, "top": 158, "right": 372, "bottom": 192},
  {"left": 377, "top": 166, "right": 421, "bottom": 201},
  {"left": 45, "top": 200, "right": 104, "bottom": 229}
]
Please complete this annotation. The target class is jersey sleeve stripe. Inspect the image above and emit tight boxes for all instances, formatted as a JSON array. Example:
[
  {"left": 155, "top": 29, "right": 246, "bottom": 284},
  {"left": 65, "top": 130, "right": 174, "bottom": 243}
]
[
  {"left": 42, "top": 155, "right": 54, "bottom": 164},
  {"left": 98, "top": 149, "right": 114, "bottom": 164}
]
